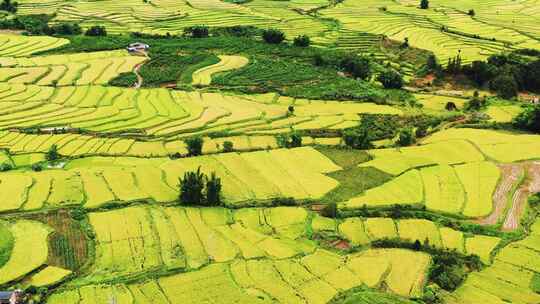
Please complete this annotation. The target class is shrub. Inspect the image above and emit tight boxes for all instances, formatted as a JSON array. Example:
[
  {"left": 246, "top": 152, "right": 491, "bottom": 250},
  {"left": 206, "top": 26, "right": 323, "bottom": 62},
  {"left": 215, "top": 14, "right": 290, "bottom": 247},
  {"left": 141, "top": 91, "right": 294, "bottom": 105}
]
[
  {"left": 321, "top": 202, "right": 338, "bottom": 218},
  {"left": 524, "top": 60, "right": 540, "bottom": 92},
  {"left": 51, "top": 23, "right": 82, "bottom": 35},
  {"left": 397, "top": 128, "right": 416, "bottom": 146},
  {"left": 185, "top": 136, "right": 203, "bottom": 156},
  {"left": 420, "top": 0, "right": 429, "bottom": 9},
  {"left": 514, "top": 104, "right": 540, "bottom": 133},
  {"left": 463, "top": 60, "right": 496, "bottom": 86},
  {"left": 85, "top": 25, "right": 107, "bottom": 36},
  {"left": 31, "top": 163, "right": 42, "bottom": 172},
  {"left": 377, "top": 69, "right": 404, "bottom": 89},
  {"left": 0, "top": 163, "right": 11, "bottom": 172},
  {"left": 343, "top": 128, "right": 372, "bottom": 149},
  {"left": 340, "top": 56, "right": 372, "bottom": 80},
  {"left": 276, "top": 132, "right": 302, "bottom": 148},
  {"left": 293, "top": 35, "right": 310, "bottom": 47},
  {"left": 46, "top": 144, "right": 59, "bottom": 161},
  {"left": 70, "top": 208, "right": 87, "bottom": 221},
  {"left": 490, "top": 74, "right": 518, "bottom": 99},
  {"left": 313, "top": 54, "right": 325, "bottom": 66},
  {"left": 262, "top": 28, "right": 285, "bottom": 44},
  {"left": 205, "top": 172, "right": 222, "bottom": 206},
  {"left": 0, "top": 0, "right": 17, "bottom": 13},
  {"left": 184, "top": 25, "right": 209, "bottom": 38},
  {"left": 445, "top": 102, "right": 457, "bottom": 111},
  {"left": 426, "top": 54, "right": 440, "bottom": 71},
  {"left": 222, "top": 140, "right": 234, "bottom": 153},
  {"left": 179, "top": 167, "right": 205, "bottom": 205},
  {"left": 289, "top": 132, "right": 302, "bottom": 148},
  {"left": 468, "top": 9, "right": 475, "bottom": 16}
]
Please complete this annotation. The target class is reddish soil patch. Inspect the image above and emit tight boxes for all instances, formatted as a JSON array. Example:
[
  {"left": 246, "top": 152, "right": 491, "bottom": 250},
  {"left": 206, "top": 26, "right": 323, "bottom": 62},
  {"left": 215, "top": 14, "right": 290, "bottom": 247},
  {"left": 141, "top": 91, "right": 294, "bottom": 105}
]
[
  {"left": 310, "top": 204, "right": 325, "bottom": 212},
  {"left": 502, "top": 162, "right": 540, "bottom": 231},
  {"left": 477, "top": 164, "right": 523, "bottom": 226},
  {"left": 332, "top": 240, "right": 351, "bottom": 250}
]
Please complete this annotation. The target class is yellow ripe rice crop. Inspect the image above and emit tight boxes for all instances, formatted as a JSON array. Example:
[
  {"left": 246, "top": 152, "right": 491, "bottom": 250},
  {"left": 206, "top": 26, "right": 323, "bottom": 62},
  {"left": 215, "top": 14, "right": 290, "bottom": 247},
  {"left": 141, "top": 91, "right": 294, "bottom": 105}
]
[{"left": 0, "top": 220, "right": 51, "bottom": 285}]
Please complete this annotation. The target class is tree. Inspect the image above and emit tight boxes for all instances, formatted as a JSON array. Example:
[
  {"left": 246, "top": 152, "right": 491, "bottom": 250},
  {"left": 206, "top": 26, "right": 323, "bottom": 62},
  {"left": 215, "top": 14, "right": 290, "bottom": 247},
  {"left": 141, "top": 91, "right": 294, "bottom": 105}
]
[
  {"left": 445, "top": 102, "right": 457, "bottom": 111},
  {"left": 293, "top": 35, "right": 310, "bottom": 47},
  {"left": 205, "top": 172, "right": 222, "bottom": 206},
  {"left": 398, "top": 128, "right": 416, "bottom": 146},
  {"left": 340, "top": 56, "right": 372, "bottom": 80},
  {"left": 420, "top": 0, "right": 429, "bottom": 9},
  {"left": 413, "top": 240, "right": 422, "bottom": 251},
  {"left": 262, "top": 29, "right": 285, "bottom": 44},
  {"left": 321, "top": 202, "right": 337, "bottom": 218},
  {"left": 85, "top": 25, "right": 107, "bottom": 36},
  {"left": 0, "top": 163, "right": 12, "bottom": 172},
  {"left": 46, "top": 144, "right": 59, "bottom": 161},
  {"left": 426, "top": 54, "right": 440, "bottom": 71},
  {"left": 468, "top": 9, "right": 475, "bottom": 16},
  {"left": 179, "top": 167, "right": 205, "bottom": 205},
  {"left": 524, "top": 60, "right": 540, "bottom": 92},
  {"left": 289, "top": 132, "right": 302, "bottom": 148},
  {"left": 464, "top": 60, "right": 496, "bottom": 86},
  {"left": 52, "top": 23, "right": 82, "bottom": 35},
  {"left": 377, "top": 69, "right": 404, "bottom": 89},
  {"left": 222, "top": 141, "right": 234, "bottom": 153},
  {"left": 343, "top": 128, "right": 372, "bottom": 149},
  {"left": 401, "top": 37, "right": 409, "bottom": 48},
  {"left": 514, "top": 104, "right": 540, "bottom": 133},
  {"left": 185, "top": 136, "right": 203, "bottom": 156},
  {"left": 490, "top": 74, "right": 518, "bottom": 99},
  {"left": 0, "top": 0, "right": 18, "bottom": 13},
  {"left": 287, "top": 105, "right": 295, "bottom": 115},
  {"left": 184, "top": 25, "right": 209, "bottom": 38}
]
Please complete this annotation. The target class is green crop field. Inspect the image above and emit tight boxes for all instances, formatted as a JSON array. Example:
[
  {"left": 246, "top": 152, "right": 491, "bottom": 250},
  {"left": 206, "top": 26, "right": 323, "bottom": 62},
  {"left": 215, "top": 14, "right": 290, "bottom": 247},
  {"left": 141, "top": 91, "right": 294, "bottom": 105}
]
[{"left": 0, "top": 1, "right": 539, "bottom": 303}]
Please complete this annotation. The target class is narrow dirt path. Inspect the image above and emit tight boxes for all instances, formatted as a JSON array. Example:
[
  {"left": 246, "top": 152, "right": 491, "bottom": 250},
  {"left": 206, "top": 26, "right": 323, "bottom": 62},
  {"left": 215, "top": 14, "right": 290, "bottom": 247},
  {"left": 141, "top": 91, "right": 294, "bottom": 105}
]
[
  {"left": 502, "top": 162, "right": 540, "bottom": 230},
  {"left": 133, "top": 62, "right": 144, "bottom": 89},
  {"left": 476, "top": 164, "right": 523, "bottom": 226}
]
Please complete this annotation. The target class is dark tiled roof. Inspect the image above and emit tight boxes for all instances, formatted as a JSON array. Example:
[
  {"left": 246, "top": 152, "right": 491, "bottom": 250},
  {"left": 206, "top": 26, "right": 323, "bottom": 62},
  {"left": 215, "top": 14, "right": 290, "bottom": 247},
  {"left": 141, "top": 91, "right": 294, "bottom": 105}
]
[{"left": 0, "top": 291, "right": 12, "bottom": 300}]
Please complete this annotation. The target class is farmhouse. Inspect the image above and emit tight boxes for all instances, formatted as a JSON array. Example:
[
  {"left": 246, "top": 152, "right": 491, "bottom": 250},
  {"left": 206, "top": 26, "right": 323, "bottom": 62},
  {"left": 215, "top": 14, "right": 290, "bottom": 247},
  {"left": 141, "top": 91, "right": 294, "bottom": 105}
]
[
  {"left": 127, "top": 42, "right": 149, "bottom": 52},
  {"left": 0, "top": 290, "right": 23, "bottom": 304}
]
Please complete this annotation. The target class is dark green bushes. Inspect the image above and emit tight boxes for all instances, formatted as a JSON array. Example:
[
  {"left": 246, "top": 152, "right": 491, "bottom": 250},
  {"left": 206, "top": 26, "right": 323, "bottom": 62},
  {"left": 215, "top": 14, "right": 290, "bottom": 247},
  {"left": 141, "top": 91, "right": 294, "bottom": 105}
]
[
  {"left": 377, "top": 69, "right": 404, "bottom": 89},
  {"left": 179, "top": 167, "right": 222, "bottom": 206},
  {"left": 262, "top": 28, "right": 285, "bottom": 44},
  {"left": 185, "top": 136, "right": 203, "bottom": 156},
  {"left": 293, "top": 35, "right": 310, "bottom": 47},
  {"left": 514, "top": 104, "right": 540, "bottom": 133},
  {"left": 0, "top": 0, "right": 17, "bottom": 13},
  {"left": 85, "top": 25, "right": 107, "bottom": 36}
]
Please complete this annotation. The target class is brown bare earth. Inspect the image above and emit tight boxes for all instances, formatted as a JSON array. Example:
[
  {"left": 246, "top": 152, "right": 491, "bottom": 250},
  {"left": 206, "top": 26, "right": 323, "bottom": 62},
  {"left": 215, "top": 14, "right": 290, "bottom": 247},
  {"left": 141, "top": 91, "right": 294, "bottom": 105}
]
[
  {"left": 31, "top": 210, "right": 89, "bottom": 271},
  {"left": 477, "top": 164, "right": 523, "bottom": 226},
  {"left": 502, "top": 162, "right": 540, "bottom": 230}
]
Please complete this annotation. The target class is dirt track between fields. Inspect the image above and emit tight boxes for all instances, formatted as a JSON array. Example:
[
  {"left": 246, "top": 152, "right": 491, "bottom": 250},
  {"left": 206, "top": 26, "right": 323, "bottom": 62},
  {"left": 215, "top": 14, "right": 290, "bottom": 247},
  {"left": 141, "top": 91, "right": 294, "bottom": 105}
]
[
  {"left": 477, "top": 164, "right": 523, "bottom": 226},
  {"left": 502, "top": 162, "right": 540, "bottom": 230}
]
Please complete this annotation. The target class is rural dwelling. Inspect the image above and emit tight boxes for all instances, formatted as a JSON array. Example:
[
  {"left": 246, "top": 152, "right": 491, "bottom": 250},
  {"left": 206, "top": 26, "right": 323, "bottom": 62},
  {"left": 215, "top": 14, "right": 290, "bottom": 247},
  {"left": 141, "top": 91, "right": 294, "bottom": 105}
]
[
  {"left": 127, "top": 42, "right": 149, "bottom": 52},
  {"left": 0, "top": 290, "right": 23, "bottom": 304}
]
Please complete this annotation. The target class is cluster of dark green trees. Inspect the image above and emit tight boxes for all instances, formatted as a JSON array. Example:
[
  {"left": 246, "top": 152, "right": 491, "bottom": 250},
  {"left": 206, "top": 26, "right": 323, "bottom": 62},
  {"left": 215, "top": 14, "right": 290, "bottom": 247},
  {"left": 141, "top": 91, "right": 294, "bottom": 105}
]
[
  {"left": 459, "top": 52, "right": 540, "bottom": 99},
  {"left": 514, "top": 103, "right": 540, "bottom": 133},
  {"left": 0, "top": 0, "right": 16, "bottom": 13},
  {"left": 178, "top": 167, "right": 222, "bottom": 206},
  {"left": 0, "top": 13, "right": 108, "bottom": 37}
]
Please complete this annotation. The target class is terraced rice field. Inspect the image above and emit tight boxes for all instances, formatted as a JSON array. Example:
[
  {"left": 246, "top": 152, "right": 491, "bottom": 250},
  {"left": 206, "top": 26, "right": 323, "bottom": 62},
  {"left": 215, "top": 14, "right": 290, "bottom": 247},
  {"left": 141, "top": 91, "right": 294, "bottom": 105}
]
[
  {"left": 192, "top": 55, "right": 249, "bottom": 86},
  {"left": 1, "top": 2, "right": 540, "bottom": 303},
  {"left": 446, "top": 219, "right": 540, "bottom": 304},
  {"left": 0, "top": 50, "right": 146, "bottom": 86},
  {"left": 12, "top": 0, "right": 540, "bottom": 63}
]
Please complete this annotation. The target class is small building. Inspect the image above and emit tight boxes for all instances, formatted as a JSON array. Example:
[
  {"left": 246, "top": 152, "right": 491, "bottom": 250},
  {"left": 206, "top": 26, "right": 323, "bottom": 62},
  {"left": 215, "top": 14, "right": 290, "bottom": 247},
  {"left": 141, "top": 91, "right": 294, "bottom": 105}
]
[
  {"left": 0, "top": 290, "right": 23, "bottom": 304},
  {"left": 127, "top": 42, "right": 149, "bottom": 52}
]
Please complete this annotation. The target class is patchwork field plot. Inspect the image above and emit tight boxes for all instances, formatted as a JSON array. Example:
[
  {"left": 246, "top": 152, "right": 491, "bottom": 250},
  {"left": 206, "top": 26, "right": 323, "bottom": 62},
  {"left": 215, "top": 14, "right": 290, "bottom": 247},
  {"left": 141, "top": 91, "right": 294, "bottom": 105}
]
[
  {"left": 0, "top": 220, "right": 52, "bottom": 285},
  {"left": 447, "top": 219, "right": 540, "bottom": 304},
  {"left": 48, "top": 247, "right": 431, "bottom": 303},
  {"left": 0, "top": 147, "right": 340, "bottom": 211},
  {"left": 0, "top": 34, "right": 69, "bottom": 57},
  {"left": 345, "top": 159, "right": 500, "bottom": 217},
  {"left": 425, "top": 128, "right": 540, "bottom": 162},
  {"left": 0, "top": 50, "right": 146, "bottom": 86},
  {"left": 192, "top": 55, "right": 249, "bottom": 86},
  {"left": 0, "top": 84, "right": 400, "bottom": 143}
]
